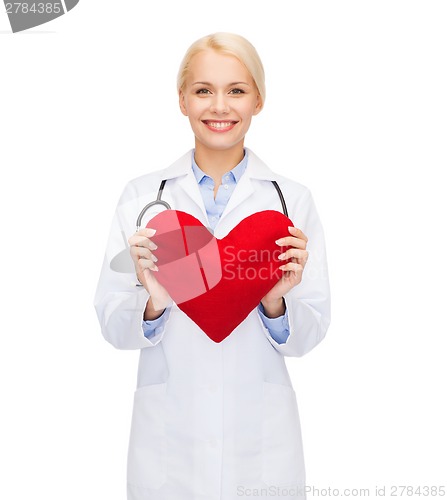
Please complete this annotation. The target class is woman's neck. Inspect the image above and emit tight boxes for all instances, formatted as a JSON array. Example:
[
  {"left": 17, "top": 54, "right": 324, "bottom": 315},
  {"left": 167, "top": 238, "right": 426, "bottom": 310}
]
[{"left": 193, "top": 142, "right": 245, "bottom": 180}]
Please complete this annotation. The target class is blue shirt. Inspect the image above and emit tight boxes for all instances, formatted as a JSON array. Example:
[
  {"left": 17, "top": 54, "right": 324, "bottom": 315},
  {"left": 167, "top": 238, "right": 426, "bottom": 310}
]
[
  {"left": 191, "top": 149, "right": 247, "bottom": 231},
  {"left": 142, "top": 148, "right": 290, "bottom": 343}
]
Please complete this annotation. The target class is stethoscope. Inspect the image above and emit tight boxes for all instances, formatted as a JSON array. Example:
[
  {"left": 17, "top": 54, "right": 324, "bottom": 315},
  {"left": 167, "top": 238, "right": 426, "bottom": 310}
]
[{"left": 136, "top": 179, "right": 288, "bottom": 231}]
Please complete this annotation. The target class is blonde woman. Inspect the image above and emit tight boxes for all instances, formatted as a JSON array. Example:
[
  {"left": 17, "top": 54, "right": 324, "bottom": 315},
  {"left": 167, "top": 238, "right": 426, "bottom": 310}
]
[{"left": 94, "top": 32, "right": 331, "bottom": 500}]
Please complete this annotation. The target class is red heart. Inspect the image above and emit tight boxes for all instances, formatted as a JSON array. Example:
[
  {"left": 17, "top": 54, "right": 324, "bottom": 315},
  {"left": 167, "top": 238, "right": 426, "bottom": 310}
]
[{"left": 148, "top": 210, "right": 293, "bottom": 342}]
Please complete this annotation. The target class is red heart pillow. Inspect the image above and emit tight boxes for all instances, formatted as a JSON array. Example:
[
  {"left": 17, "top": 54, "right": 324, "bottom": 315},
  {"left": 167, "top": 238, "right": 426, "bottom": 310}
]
[{"left": 148, "top": 210, "right": 293, "bottom": 342}]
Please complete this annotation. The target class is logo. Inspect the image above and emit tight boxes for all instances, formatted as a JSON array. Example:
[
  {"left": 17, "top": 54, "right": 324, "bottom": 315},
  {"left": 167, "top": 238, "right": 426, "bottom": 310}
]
[{"left": 3, "top": 1, "right": 78, "bottom": 33}]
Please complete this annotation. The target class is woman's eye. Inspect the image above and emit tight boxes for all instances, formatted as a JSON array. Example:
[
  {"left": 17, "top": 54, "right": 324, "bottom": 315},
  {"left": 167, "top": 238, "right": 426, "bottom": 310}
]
[
  {"left": 196, "top": 88, "right": 211, "bottom": 94},
  {"left": 230, "top": 88, "right": 245, "bottom": 94}
]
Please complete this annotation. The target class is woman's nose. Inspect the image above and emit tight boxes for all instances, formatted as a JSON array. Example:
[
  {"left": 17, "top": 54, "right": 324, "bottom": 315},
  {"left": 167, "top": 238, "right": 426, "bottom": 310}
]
[{"left": 209, "top": 93, "right": 230, "bottom": 114}]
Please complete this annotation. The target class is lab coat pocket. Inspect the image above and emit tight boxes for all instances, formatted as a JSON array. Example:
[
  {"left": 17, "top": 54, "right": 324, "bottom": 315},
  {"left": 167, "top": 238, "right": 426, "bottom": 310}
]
[
  {"left": 261, "top": 381, "right": 305, "bottom": 487},
  {"left": 127, "top": 382, "right": 168, "bottom": 490}
]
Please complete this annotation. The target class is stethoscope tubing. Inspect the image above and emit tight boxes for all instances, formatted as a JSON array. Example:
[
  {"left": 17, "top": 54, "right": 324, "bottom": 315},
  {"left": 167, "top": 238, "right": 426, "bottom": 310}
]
[
  {"left": 136, "top": 179, "right": 288, "bottom": 231},
  {"left": 136, "top": 180, "right": 171, "bottom": 230}
]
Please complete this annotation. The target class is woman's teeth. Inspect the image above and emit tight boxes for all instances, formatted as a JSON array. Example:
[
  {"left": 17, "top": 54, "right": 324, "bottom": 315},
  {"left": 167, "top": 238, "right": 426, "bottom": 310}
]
[{"left": 206, "top": 121, "right": 234, "bottom": 129}]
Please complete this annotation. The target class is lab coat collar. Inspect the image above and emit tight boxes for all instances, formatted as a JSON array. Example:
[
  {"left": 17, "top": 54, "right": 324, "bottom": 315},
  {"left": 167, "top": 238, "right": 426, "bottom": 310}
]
[
  {"left": 159, "top": 148, "right": 279, "bottom": 226},
  {"left": 160, "top": 147, "right": 279, "bottom": 182}
]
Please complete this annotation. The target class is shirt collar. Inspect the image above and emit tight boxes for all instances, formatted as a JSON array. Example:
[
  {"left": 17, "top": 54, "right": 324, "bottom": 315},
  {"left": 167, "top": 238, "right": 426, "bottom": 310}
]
[{"left": 191, "top": 148, "right": 248, "bottom": 184}]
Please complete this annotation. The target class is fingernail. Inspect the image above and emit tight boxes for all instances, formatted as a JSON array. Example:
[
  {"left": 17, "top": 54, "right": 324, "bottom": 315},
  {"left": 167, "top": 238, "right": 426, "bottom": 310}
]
[
  {"left": 147, "top": 229, "right": 157, "bottom": 236},
  {"left": 279, "top": 265, "right": 286, "bottom": 271},
  {"left": 278, "top": 253, "right": 286, "bottom": 260},
  {"left": 153, "top": 264, "right": 159, "bottom": 272},
  {"left": 275, "top": 239, "right": 283, "bottom": 246},
  {"left": 151, "top": 254, "right": 158, "bottom": 263},
  {"left": 288, "top": 226, "right": 295, "bottom": 232},
  {"left": 149, "top": 242, "right": 158, "bottom": 250}
]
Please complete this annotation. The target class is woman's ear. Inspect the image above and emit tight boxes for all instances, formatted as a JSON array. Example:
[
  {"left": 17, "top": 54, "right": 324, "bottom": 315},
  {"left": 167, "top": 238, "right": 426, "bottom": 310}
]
[
  {"left": 179, "top": 90, "right": 188, "bottom": 116},
  {"left": 253, "top": 93, "right": 263, "bottom": 115}
]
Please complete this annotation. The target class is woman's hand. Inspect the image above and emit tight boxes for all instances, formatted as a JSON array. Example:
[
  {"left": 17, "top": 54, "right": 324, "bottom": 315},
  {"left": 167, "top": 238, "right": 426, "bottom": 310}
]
[
  {"left": 128, "top": 228, "right": 172, "bottom": 315},
  {"left": 261, "top": 226, "right": 309, "bottom": 317},
  {"left": 128, "top": 228, "right": 159, "bottom": 276}
]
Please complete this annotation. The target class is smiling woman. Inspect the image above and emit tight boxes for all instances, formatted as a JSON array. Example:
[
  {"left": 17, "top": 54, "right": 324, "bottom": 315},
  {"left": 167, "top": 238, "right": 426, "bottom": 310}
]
[{"left": 94, "top": 32, "right": 331, "bottom": 500}]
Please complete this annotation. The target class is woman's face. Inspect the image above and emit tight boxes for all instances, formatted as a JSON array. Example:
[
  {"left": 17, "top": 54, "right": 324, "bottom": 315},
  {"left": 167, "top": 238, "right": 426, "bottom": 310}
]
[{"left": 179, "top": 49, "right": 262, "bottom": 154}]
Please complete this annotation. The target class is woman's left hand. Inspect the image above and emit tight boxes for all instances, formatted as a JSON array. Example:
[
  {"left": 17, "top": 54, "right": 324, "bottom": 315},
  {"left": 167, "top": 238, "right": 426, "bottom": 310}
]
[{"left": 261, "top": 226, "right": 309, "bottom": 316}]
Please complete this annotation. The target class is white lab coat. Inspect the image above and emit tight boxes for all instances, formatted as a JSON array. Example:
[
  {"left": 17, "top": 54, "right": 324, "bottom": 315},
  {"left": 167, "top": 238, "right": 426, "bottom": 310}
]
[{"left": 94, "top": 148, "right": 331, "bottom": 500}]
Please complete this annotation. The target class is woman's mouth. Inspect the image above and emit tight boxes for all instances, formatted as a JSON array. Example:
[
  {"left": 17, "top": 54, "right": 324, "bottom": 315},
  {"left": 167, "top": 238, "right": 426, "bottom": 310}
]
[{"left": 202, "top": 120, "right": 238, "bottom": 132}]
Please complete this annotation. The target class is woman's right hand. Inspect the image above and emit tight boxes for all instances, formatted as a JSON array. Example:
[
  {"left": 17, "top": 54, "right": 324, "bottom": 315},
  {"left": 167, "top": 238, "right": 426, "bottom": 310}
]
[
  {"left": 128, "top": 228, "right": 159, "bottom": 277},
  {"left": 128, "top": 228, "right": 172, "bottom": 313}
]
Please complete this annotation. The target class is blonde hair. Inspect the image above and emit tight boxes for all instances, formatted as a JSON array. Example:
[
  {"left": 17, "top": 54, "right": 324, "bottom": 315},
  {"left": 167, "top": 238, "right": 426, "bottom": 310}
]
[{"left": 177, "top": 32, "right": 266, "bottom": 109}]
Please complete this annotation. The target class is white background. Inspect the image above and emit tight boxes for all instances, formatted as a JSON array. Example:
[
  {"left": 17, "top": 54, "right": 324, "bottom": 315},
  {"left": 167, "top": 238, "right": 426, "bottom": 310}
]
[{"left": 1, "top": 1, "right": 446, "bottom": 498}]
